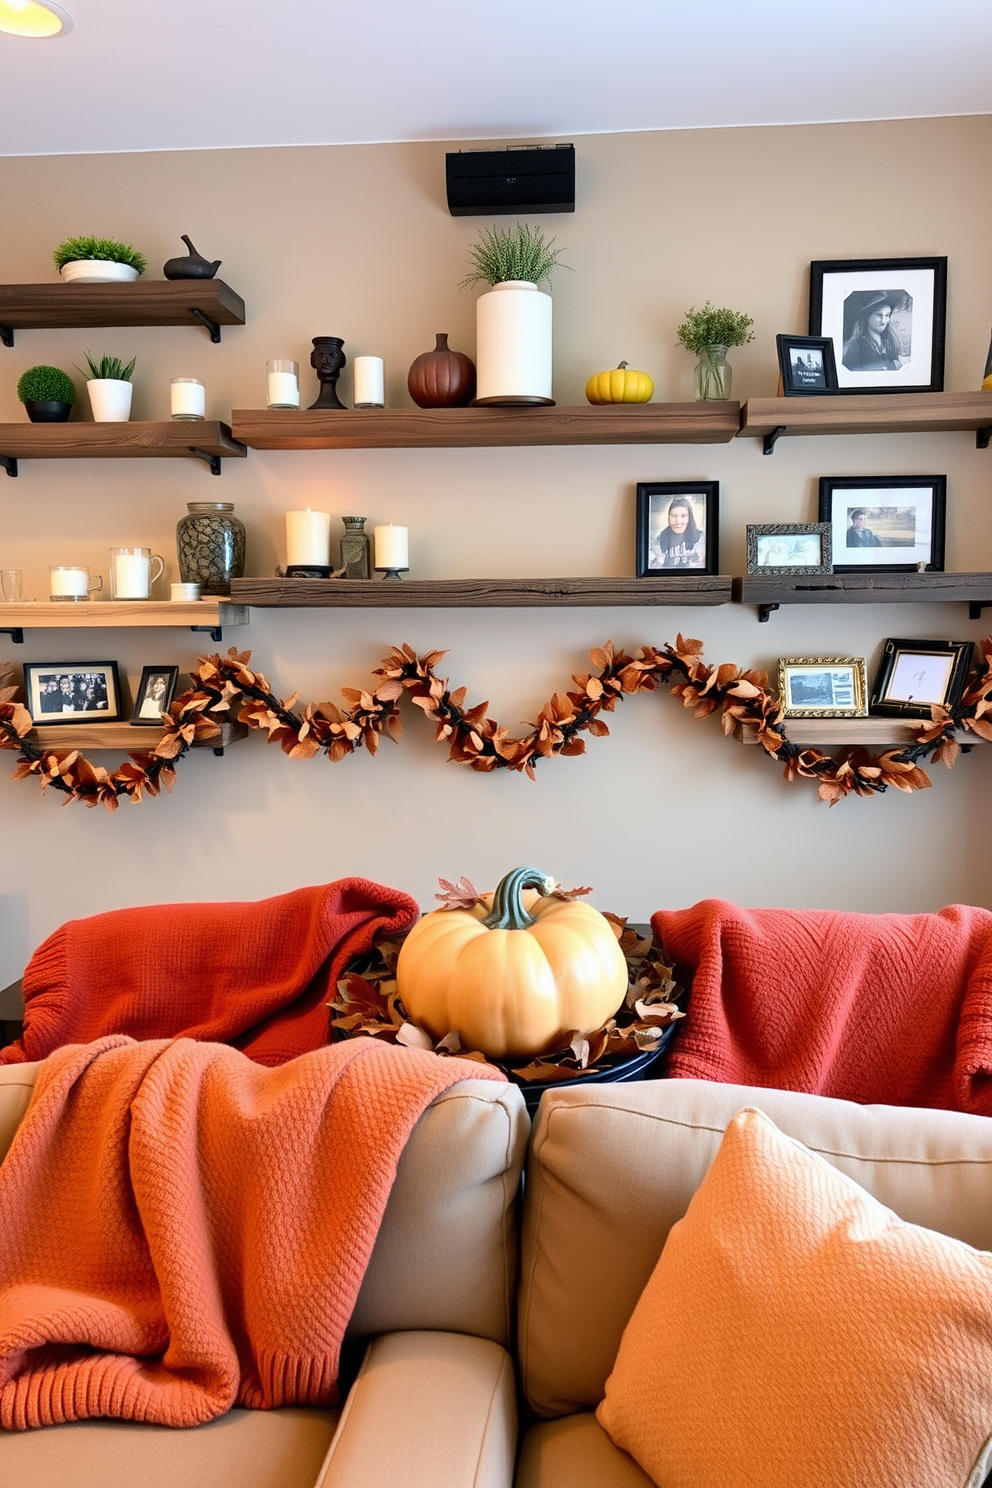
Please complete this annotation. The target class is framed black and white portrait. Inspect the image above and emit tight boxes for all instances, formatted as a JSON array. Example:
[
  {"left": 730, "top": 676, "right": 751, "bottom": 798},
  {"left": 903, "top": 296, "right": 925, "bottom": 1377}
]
[
  {"left": 636, "top": 481, "right": 719, "bottom": 577},
  {"left": 808, "top": 257, "right": 947, "bottom": 395},
  {"left": 23, "top": 661, "right": 123, "bottom": 725},
  {"left": 776, "top": 335, "right": 838, "bottom": 397},
  {"left": 130, "top": 665, "right": 179, "bottom": 726},
  {"left": 870, "top": 638, "right": 973, "bottom": 719},
  {"left": 818, "top": 475, "right": 945, "bottom": 573}
]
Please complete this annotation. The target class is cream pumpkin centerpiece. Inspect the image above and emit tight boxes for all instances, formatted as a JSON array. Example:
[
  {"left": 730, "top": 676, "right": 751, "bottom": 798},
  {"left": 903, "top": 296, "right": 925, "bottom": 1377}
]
[{"left": 395, "top": 866, "right": 629, "bottom": 1060}]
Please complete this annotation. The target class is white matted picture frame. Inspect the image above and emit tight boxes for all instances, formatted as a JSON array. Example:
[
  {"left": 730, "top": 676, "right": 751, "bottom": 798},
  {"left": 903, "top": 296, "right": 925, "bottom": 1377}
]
[
  {"left": 23, "top": 661, "right": 123, "bottom": 724},
  {"left": 870, "top": 638, "right": 974, "bottom": 718},
  {"left": 808, "top": 256, "right": 947, "bottom": 395},
  {"left": 779, "top": 657, "right": 868, "bottom": 718},
  {"left": 818, "top": 475, "right": 945, "bottom": 573}
]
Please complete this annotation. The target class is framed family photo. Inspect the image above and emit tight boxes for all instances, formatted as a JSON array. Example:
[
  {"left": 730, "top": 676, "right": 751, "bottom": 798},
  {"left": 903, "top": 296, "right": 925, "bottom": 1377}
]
[
  {"left": 636, "top": 481, "right": 719, "bottom": 577},
  {"left": 808, "top": 256, "right": 947, "bottom": 395},
  {"left": 130, "top": 665, "right": 179, "bottom": 726},
  {"left": 23, "top": 661, "right": 123, "bottom": 725},
  {"left": 778, "top": 657, "right": 868, "bottom": 718},
  {"left": 870, "top": 638, "right": 973, "bottom": 718},
  {"left": 746, "top": 522, "right": 832, "bottom": 575},
  {"left": 818, "top": 475, "right": 945, "bottom": 573},
  {"left": 776, "top": 334, "right": 838, "bottom": 396}
]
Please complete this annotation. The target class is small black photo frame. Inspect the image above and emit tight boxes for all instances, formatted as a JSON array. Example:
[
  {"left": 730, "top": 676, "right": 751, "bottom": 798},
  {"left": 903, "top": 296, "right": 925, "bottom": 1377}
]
[
  {"left": 870, "top": 638, "right": 973, "bottom": 719},
  {"left": 23, "top": 661, "right": 123, "bottom": 724},
  {"left": 818, "top": 475, "right": 945, "bottom": 574},
  {"left": 808, "top": 256, "right": 947, "bottom": 395},
  {"left": 746, "top": 522, "right": 832, "bottom": 575},
  {"left": 776, "top": 334, "right": 838, "bottom": 396},
  {"left": 131, "top": 665, "right": 179, "bottom": 726},
  {"left": 636, "top": 481, "right": 719, "bottom": 577}
]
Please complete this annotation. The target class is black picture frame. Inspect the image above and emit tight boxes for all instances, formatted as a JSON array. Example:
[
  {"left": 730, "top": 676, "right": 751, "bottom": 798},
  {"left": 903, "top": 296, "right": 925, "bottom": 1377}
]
[
  {"left": 636, "top": 481, "right": 719, "bottom": 577},
  {"left": 746, "top": 522, "right": 832, "bottom": 575},
  {"left": 776, "top": 334, "right": 838, "bottom": 397},
  {"left": 130, "top": 665, "right": 179, "bottom": 726},
  {"left": 23, "top": 661, "right": 123, "bottom": 724},
  {"left": 870, "top": 638, "right": 974, "bottom": 719},
  {"left": 808, "top": 256, "right": 947, "bottom": 395},
  {"left": 818, "top": 475, "right": 946, "bottom": 574}
]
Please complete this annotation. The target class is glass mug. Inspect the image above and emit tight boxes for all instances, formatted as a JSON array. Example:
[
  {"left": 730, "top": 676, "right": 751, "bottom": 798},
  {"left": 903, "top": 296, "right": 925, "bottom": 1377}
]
[
  {"left": 109, "top": 547, "right": 166, "bottom": 600},
  {"left": 50, "top": 566, "right": 103, "bottom": 602}
]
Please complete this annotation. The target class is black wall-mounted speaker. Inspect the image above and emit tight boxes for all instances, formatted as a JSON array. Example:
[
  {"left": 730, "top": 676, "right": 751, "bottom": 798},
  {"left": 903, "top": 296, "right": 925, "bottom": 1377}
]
[{"left": 445, "top": 144, "right": 575, "bottom": 216}]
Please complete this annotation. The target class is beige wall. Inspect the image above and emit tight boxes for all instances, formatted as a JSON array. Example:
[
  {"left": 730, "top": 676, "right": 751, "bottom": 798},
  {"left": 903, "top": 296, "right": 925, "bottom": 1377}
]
[{"left": 1, "top": 116, "right": 990, "bottom": 981}]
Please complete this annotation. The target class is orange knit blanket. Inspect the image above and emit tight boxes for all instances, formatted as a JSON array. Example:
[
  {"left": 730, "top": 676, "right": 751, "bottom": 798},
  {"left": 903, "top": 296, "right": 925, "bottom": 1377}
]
[{"left": 0, "top": 1034, "right": 503, "bottom": 1430}]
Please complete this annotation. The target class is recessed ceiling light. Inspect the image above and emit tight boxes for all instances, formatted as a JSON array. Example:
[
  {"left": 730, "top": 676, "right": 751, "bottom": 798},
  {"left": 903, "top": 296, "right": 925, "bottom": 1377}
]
[{"left": 0, "top": 0, "right": 72, "bottom": 38}]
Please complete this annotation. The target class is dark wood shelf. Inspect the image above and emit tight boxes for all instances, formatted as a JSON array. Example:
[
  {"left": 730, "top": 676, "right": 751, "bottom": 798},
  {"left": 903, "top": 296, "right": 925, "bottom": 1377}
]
[
  {"left": 0, "top": 280, "right": 246, "bottom": 346},
  {"left": 734, "top": 570, "right": 992, "bottom": 621},
  {"left": 231, "top": 576, "right": 733, "bottom": 608},
  {"left": 0, "top": 421, "right": 247, "bottom": 477},
  {"left": 739, "top": 392, "right": 992, "bottom": 453},
  {"left": 230, "top": 402, "right": 741, "bottom": 450},
  {"left": 24, "top": 720, "right": 248, "bottom": 753}
]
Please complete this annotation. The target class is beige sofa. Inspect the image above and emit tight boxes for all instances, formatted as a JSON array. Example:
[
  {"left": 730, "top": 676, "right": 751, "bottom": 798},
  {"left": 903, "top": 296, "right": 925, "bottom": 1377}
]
[{"left": 6, "top": 1064, "right": 992, "bottom": 1487}]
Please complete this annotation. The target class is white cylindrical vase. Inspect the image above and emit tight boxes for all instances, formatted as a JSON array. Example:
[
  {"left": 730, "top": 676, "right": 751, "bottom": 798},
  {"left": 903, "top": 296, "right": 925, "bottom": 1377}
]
[
  {"left": 87, "top": 378, "right": 133, "bottom": 422},
  {"left": 475, "top": 280, "right": 553, "bottom": 404}
]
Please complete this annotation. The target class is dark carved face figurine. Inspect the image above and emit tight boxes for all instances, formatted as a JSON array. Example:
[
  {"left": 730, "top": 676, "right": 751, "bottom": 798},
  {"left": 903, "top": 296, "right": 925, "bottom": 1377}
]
[{"left": 309, "top": 336, "right": 347, "bottom": 409}]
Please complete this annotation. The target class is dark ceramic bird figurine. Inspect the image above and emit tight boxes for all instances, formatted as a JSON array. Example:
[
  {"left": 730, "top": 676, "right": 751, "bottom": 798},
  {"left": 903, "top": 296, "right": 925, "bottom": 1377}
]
[{"left": 163, "top": 235, "right": 222, "bottom": 280}]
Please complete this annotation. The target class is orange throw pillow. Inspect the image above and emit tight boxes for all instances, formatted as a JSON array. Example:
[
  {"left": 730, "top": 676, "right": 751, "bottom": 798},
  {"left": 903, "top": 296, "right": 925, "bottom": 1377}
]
[{"left": 597, "top": 1107, "right": 992, "bottom": 1488}]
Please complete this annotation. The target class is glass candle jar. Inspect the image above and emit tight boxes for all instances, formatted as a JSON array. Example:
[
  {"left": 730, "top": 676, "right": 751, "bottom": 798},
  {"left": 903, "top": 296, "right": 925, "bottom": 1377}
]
[
  {"left": 170, "top": 378, "right": 206, "bottom": 420},
  {"left": 267, "top": 360, "right": 300, "bottom": 410},
  {"left": 176, "top": 502, "right": 246, "bottom": 596}
]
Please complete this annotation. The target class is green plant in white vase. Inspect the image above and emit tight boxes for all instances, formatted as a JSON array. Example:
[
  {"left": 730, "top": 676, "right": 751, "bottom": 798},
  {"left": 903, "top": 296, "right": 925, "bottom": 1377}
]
[
  {"left": 677, "top": 302, "right": 754, "bottom": 401},
  {"left": 54, "top": 235, "right": 147, "bottom": 283},
  {"left": 76, "top": 351, "right": 137, "bottom": 423},
  {"left": 461, "top": 224, "right": 570, "bottom": 406}
]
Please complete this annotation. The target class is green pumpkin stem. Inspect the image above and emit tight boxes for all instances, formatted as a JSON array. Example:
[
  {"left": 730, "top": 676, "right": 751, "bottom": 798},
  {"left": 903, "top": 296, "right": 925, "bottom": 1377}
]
[{"left": 482, "top": 866, "right": 555, "bottom": 931}]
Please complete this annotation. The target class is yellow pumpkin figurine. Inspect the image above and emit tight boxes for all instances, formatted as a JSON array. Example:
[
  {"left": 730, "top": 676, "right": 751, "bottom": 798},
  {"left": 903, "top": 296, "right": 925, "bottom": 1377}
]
[
  {"left": 396, "top": 866, "right": 629, "bottom": 1060},
  {"left": 585, "top": 361, "right": 654, "bottom": 405}
]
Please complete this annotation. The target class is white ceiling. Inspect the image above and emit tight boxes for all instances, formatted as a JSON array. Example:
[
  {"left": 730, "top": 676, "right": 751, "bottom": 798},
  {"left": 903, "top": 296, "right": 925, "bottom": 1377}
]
[{"left": 2, "top": 0, "right": 992, "bottom": 157}]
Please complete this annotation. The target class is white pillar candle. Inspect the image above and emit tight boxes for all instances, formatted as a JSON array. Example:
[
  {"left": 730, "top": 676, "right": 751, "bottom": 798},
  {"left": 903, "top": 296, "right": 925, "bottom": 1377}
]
[
  {"left": 113, "top": 552, "right": 149, "bottom": 597},
  {"left": 50, "top": 566, "right": 90, "bottom": 599},
  {"left": 286, "top": 509, "right": 331, "bottom": 567},
  {"left": 353, "top": 356, "right": 385, "bottom": 408},
  {"left": 267, "top": 360, "right": 300, "bottom": 410},
  {"left": 374, "top": 525, "right": 409, "bottom": 571},
  {"left": 170, "top": 378, "right": 206, "bottom": 420}
]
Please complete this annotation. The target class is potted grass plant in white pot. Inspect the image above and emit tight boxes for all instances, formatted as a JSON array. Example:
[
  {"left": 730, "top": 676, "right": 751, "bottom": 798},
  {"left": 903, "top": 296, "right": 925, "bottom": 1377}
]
[
  {"left": 460, "top": 223, "right": 568, "bottom": 405},
  {"left": 54, "top": 235, "right": 147, "bottom": 284},
  {"left": 78, "top": 352, "right": 136, "bottom": 422}
]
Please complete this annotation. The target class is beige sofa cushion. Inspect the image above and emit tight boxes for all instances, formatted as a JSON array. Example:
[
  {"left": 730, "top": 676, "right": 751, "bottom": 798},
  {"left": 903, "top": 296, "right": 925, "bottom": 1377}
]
[
  {"left": 520, "top": 1077, "right": 992, "bottom": 1417},
  {"left": 517, "top": 1413, "right": 652, "bottom": 1488}
]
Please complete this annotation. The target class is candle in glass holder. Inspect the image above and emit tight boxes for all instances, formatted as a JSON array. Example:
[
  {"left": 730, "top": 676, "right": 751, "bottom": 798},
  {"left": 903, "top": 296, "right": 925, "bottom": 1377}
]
[
  {"left": 374, "top": 524, "right": 409, "bottom": 573},
  {"left": 354, "top": 356, "right": 385, "bottom": 408},
  {"left": 267, "top": 360, "right": 300, "bottom": 410},
  {"left": 286, "top": 509, "right": 331, "bottom": 567},
  {"left": 170, "top": 378, "right": 205, "bottom": 420}
]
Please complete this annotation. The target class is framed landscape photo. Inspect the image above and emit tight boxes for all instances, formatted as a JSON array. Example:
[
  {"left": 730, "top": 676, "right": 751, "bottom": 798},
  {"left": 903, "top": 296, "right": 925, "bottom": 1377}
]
[
  {"left": 746, "top": 522, "right": 832, "bottom": 575},
  {"left": 818, "top": 475, "right": 945, "bottom": 573},
  {"left": 23, "top": 661, "right": 123, "bottom": 725},
  {"left": 870, "top": 638, "right": 973, "bottom": 718},
  {"left": 636, "top": 481, "right": 719, "bottom": 577},
  {"left": 778, "top": 657, "right": 868, "bottom": 718},
  {"left": 776, "top": 334, "right": 839, "bottom": 396},
  {"left": 808, "top": 256, "right": 946, "bottom": 394},
  {"left": 130, "top": 665, "right": 179, "bottom": 726}
]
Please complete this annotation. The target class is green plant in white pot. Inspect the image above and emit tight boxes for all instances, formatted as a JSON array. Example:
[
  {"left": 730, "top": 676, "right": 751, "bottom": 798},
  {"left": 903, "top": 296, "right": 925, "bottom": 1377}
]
[
  {"left": 676, "top": 302, "right": 754, "bottom": 400},
  {"left": 460, "top": 224, "right": 569, "bottom": 405},
  {"left": 77, "top": 352, "right": 137, "bottom": 423},
  {"left": 54, "top": 236, "right": 147, "bottom": 284}
]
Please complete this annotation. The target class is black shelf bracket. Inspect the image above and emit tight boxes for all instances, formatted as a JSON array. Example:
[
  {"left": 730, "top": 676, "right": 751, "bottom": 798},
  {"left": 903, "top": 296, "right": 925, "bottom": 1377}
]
[
  {"left": 758, "top": 603, "right": 780, "bottom": 623},
  {"left": 1, "top": 456, "right": 17, "bottom": 478},
  {"left": 762, "top": 425, "right": 788, "bottom": 456},
  {"left": 212, "top": 746, "right": 225, "bottom": 757},
  {"left": 189, "top": 447, "right": 222, "bottom": 476},
  {"left": 189, "top": 307, "right": 222, "bottom": 344},
  {"left": 191, "top": 624, "right": 224, "bottom": 643},
  {"left": 0, "top": 325, "right": 13, "bottom": 349},
  {"left": 977, "top": 425, "right": 992, "bottom": 451},
  {"left": 968, "top": 602, "right": 992, "bottom": 620},
  {"left": 0, "top": 628, "right": 24, "bottom": 644}
]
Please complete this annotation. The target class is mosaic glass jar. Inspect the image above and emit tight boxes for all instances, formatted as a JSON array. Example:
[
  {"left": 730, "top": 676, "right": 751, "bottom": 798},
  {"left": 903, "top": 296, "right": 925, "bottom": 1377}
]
[
  {"left": 339, "top": 515, "right": 371, "bottom": 579},
  {"left": 176, "top": 501, "right": 245, "bottom": 596}
]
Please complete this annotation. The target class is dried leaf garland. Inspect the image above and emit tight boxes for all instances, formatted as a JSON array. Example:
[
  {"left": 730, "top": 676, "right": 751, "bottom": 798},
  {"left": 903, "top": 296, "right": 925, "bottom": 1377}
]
[{"left": 1, "top": 636, "right": 990, "bottom": 810}]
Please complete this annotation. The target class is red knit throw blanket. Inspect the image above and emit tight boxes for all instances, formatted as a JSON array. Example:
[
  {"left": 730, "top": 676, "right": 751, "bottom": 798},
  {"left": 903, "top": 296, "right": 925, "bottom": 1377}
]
[
  {"left": 0, "top": 1034, "right": 503, "bottom": 1430},
  {"left": 0, "top": 878, "right": 418, "bottom": 1068},
  {"left": 655, "top": 899, "right": 992, "bottom": 1113}
]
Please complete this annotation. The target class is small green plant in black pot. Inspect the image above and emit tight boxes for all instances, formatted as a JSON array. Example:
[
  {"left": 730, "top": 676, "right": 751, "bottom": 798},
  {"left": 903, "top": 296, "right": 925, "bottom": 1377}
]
[{"left": 17, "top": 365, "right": 76, "bottom": 423}]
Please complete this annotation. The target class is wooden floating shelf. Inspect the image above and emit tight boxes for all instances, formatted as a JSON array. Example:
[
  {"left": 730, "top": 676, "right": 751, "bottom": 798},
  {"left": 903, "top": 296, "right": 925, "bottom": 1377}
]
[
  {"left": 230, "top": 402, "right": 742, "bottom": 450},
  {"left": 24, "top": 720, "right": 248, "bottom": 753},
  {"left": 0, "top": 421, "right": 247, "bottom": 477},
  {"left": 737, "top": 720, "right": 987, "bottom": 747},
  {"left": 734, "top": 571, "right": 992, "bottom": 622},
  {"left": 0, "top": 280, "right": 246, "bottom": 346},
  {"left": 231, "top": 576, "right": 733, "bottom": 608},
  {"left": 739, "top": 392, "right": 992, "bottom": 453},
  {"left": 0, "top": 600, "right": 248, "bottom": 632}
]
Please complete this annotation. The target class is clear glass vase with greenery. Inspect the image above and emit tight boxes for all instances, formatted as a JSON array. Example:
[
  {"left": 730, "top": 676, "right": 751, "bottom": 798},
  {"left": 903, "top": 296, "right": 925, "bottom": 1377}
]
[{"left": 676, "top": 302, "right": 755, "bottom": 400}]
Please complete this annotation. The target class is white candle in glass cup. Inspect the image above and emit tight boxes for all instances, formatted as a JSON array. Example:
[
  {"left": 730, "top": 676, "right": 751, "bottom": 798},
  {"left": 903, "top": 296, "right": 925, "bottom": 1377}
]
[
  {"left": 50, "top": 566, "right": 100, "bottom": 600},
  {"left": 353, "top": 356, "right": 385, "bottom": 408},
  {"left": 374, "top": 525, "right": 409, "bottom": 571},
  {"left": 170, "top": 378, "right": 206, "bottom": 420},
  {"left": 285, "top": 509, "right": 332, "bottom": 567},
  {"left": 267, "top": 360, "right": 300, "bottom": 410},
  {"left": 110, "top": 548, "right": 165, "bottom": 600}
]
